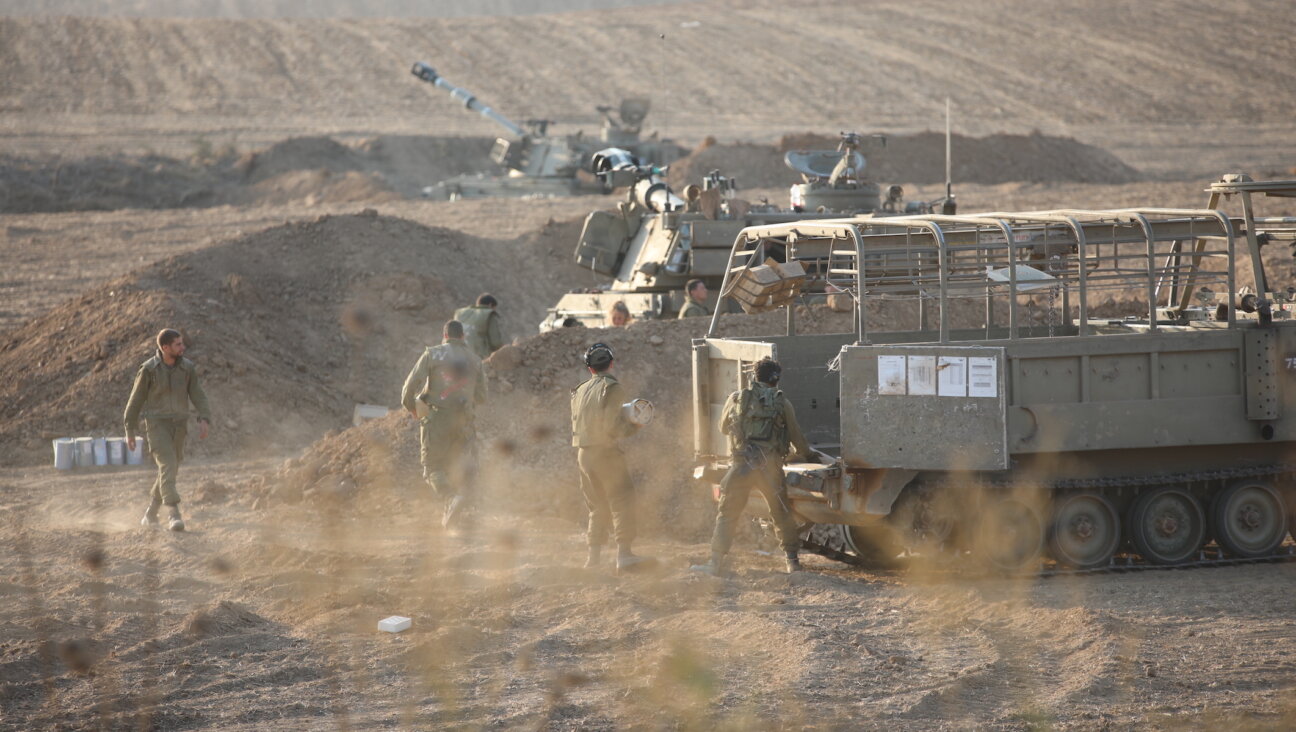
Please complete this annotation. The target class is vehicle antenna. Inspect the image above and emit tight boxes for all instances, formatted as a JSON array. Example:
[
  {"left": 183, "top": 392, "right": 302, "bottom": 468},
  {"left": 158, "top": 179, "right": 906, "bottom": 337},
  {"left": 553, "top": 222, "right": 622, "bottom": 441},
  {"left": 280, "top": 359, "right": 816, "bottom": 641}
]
[{"left": 942, "top": 97, "right": 957, "bottom": 214}]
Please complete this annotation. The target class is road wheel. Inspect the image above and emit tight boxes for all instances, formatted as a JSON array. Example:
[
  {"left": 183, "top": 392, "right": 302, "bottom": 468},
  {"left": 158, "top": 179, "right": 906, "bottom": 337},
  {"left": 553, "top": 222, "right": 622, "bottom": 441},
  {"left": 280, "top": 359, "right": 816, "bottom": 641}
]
[
  {"left": 1211, "top": 482, "right": 1287, "bottom": 558},
  {"left": 888, "top": 487, "right": 958, "bottom": 557},
  {"left": 842, "top": 524, "right": 902, "bottom": 568},
  {"left": 975, "top": 497, "right": 1044, "bottom": 573},
  {"left": 1048, "top": 492, "right": 1121, "bottom": 569},
  {"left": 1128, "top": 487, "right": 1205, "bottom": 565}
]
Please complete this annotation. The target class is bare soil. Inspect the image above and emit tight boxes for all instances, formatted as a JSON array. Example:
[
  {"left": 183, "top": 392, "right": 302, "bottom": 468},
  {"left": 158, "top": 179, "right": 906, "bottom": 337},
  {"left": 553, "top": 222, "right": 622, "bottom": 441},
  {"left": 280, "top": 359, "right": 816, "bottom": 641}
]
[{"left": 3, "top": 1, "right": 1296, "bottom": 729}]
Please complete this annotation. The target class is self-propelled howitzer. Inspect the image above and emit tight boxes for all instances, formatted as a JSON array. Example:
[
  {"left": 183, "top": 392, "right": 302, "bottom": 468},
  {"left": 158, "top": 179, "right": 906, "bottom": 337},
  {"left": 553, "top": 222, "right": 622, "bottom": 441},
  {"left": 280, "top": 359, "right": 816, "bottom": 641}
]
[
  {"left": 540, "top": 138, "right": 947, "bottom": 330},
  {"left": 411, "top": 62, "right": 686, "bottom": 200}
]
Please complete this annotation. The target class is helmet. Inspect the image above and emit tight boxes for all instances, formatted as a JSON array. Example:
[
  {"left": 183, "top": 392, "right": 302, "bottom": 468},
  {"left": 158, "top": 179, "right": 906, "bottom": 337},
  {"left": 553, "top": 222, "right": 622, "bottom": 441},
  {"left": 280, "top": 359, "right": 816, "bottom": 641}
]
[{"left": 583, "top": 342, "right": 615, "bottom": 368}]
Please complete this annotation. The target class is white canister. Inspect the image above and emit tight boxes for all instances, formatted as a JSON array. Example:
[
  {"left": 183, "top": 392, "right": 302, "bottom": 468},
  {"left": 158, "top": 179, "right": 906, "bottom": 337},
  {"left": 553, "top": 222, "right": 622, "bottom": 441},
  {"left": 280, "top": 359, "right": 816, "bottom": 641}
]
[
  {"left": 92, "top": 437, "right": 108, "bottom": 466},
  {"left": 106, "top": 438, "right": 126, "bottom": 466},
  {"left": 126, "top": 437, "right": 146, "bottom": 465},
  {"left": 74, "top": 437, "right": 95, "bottom": 468},
  {"left": 621, "top": 398, "right": 655, "bottom": 426},
  {"left": 53, "top": 438, "right": 75, "bottom": 470}
]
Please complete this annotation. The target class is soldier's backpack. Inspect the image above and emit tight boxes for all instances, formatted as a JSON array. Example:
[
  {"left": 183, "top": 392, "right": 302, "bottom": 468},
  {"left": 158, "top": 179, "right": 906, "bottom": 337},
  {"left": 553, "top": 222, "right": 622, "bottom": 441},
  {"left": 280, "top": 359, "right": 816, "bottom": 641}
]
[{"left": 728, "top": 384, "right": 787, "bottom": 446}]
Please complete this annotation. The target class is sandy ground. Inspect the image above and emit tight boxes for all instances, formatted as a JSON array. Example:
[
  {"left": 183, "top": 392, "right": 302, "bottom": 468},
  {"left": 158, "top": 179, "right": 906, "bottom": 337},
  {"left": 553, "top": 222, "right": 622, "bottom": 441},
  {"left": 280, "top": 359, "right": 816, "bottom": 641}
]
[
  {"left": 4, "top": 0, "right": 1296, "bottom": 729},
  {"left": 3, "top": 458, "right": 1296, "bottom": 730}
]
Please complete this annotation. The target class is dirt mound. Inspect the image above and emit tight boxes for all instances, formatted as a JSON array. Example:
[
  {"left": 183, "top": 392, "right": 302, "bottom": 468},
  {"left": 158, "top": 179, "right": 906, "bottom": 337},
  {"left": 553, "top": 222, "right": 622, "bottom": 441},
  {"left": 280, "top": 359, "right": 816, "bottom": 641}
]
[
  {"left": 239, "top": 136, "right": 367, "bottom": 183},
  {"left": 0, "top": 135, "right": 501, "bottom": 214},
  {"left": 245, "top": 311, "right": 840, "bottom": 540},
  {"left": 668, "top": 132, "right": 1141, "bottom": 193},
  {"left": 0, "top": 152, "right": 229, "bottom": 213},
  {"left": 0, "top": 211, "right": 589, "bottom": 465},
  {"left": 183, "top": 600, "right": 273, "bottom": 638}
]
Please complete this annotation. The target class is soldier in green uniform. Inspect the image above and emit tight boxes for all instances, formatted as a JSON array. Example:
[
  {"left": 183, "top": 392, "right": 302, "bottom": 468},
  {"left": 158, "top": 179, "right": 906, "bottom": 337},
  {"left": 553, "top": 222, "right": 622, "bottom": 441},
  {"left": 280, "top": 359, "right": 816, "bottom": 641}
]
[
  {"left": 570, "top": 342, "right": 654, "bottom": 572},
  {"left": 400, "top": 319, "right": 487, "bottom": 528},
  {"left": 693, "top": 358, "right": 811, "bottom": 575},
  {"left": 454, "top": 293, "right": 504, "bottom": 360},
  {"left": 123, "top": 328, "right": 212, "bottom": 532},
  {"left": 677, "top": 279, "right": 710, "bottom": 319}
]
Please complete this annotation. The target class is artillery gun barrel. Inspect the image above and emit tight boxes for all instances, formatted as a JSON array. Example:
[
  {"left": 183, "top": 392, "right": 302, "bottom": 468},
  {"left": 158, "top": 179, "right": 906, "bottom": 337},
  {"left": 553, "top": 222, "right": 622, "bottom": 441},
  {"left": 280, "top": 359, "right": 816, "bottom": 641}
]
[
  {"left": 632, "top": 177, "right": 685, "bottom": 213},
  {"left": 410, "top": 62, "right": 528, "bottom": 139}
]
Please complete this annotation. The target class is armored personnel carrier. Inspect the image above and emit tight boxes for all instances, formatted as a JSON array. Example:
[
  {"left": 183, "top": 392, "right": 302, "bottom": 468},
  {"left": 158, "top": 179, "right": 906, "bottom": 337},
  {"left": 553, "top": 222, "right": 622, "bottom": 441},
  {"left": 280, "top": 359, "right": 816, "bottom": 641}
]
[
  {"left": 691, "top": 174, "right": 1296, "bottom": 571},
  {"left": 411, "top": 62, "right": 687, "bottom": 200},
  {"left": 541, "top": 133, "right": 945, "bottom": 329}
]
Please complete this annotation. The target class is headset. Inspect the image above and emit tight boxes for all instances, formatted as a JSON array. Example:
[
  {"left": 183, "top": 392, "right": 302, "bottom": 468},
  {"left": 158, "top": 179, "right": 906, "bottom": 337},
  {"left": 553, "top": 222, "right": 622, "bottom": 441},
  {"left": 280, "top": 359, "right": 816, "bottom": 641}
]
[{"left": 583, "top": 342, "right": 615, "bottom": 367}]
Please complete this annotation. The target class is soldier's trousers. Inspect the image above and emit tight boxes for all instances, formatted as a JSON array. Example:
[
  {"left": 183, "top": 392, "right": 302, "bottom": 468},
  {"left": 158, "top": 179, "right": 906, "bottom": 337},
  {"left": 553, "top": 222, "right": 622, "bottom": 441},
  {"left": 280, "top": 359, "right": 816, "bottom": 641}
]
[
  {"left": 710, "top": 455, "right": 800, "bottom": 556},
  {"left": 576, "top": 445, "right": 636, "bottom": 548},
  {"left": 144, "top": 417, "right": 187, "bottom": 506},
  {"left": 420, "top": 418, "right": 474, "bottom": 500}
]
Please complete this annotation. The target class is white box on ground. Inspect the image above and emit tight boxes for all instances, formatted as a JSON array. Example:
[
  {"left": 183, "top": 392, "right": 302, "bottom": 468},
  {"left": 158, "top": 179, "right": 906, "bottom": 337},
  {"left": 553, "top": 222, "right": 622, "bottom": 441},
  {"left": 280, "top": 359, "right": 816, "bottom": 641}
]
[
  {"left": 353, "top": 403, "right": 390, "bottom": 427},
  {"left": 378, "top": 615, "right": 411, "bottom": 633}
]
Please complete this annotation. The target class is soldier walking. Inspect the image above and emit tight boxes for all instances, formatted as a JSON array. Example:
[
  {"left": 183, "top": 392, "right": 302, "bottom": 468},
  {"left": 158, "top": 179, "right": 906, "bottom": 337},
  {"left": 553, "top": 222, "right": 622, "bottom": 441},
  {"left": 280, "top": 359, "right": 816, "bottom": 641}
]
[
  {"left": 570, "top": 342, "right": 653, "bottom": 572},
  {"left": 123, "top": 328, "right": 212, "bottom": 532},
  {"left": 401, "top": 320, "right": 486, "bottom": 528},
  {"left": 454, "top": 293, "right": 504, "bottom": 360},
  {"left": 677, "top": 279, "right": 710, "bottom": 319},
  {"left": 693, "top": 358, "right": 811, "bottom": 575}
]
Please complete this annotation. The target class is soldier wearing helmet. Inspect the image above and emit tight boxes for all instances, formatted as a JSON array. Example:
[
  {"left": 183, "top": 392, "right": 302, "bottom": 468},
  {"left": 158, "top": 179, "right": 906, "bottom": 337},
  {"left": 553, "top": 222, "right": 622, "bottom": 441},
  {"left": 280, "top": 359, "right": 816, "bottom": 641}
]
[
  {"left": 693, "top": 357, "right": 811, "bottom": 576},
  {"left": 401, "top": 319, "right": 487, "bottom": 529},
  {"left": 570, "top": 342, "right": 654, "bottom": 572}
]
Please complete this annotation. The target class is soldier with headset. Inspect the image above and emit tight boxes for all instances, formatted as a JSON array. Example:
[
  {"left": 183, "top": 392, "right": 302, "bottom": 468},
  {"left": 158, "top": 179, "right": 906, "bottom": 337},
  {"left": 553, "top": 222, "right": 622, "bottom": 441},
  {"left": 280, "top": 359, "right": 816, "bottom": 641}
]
[
  {"left": 570, "top": 342, "right": 654, "bottom": 572},
  {"left": 693, "top": 357, "right": 812, "bottom": 576}
]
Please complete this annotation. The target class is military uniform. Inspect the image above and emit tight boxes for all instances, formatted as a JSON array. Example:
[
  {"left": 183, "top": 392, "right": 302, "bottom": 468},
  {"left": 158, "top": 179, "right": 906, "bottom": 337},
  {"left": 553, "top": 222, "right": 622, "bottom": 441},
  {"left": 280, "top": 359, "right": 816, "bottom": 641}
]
[
  {"left": 453, "top": 305, "right": 504, "bottom": 360},
  {"left": 123, "top": 350, "right": 212, "bottom": 511},
  {"left": 677, "top": 300, "right": 709, "bottom": 319},
  {"left": 400, "top": 339, "right": 486, "bottom": 501},
  {"left": 570, "top": 373, "right": 639, "bottom": 550},
  {"left": 710, "top": 383, "right": 810, "bottom": 558}
]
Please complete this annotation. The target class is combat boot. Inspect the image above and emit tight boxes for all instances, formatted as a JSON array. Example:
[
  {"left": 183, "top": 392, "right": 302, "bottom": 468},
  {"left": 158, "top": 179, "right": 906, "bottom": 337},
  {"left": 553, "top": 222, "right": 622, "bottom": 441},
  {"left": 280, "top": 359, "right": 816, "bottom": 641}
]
[
  {"left": 784, "top": 551, "right": 803, "bottom": 574},
  {"left": 166, "top": 505, "right": 185, "bottom": 532},
  {"left": 140, "top": 498, "right": 161, "bottom": 527},
  {"left": 689, "top": 554, "right": 729, "bottom": 578},
  {"left": 615, "top": 545, "right": 656, "bottom": 574},
  {"left": 441, "top": 495, "right": 464, "bottom": 530},
  {"left": 583, "top": 545, "right": 602, "bottom": 569}
]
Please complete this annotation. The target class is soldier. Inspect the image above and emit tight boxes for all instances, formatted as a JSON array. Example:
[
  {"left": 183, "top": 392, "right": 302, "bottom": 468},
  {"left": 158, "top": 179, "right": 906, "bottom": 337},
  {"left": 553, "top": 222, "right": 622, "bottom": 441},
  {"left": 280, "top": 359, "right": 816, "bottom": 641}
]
[
  {"left": 454, "top": 293, "right": 504, "bottom": 360},
  {"left": 401, "top": 319, "right": 487, "bottom": 528},
  {"left": 607, "top": 301, "right": 631, "bottom": 328},
  {"left": 677, "top": 279, "right": 710, "bottom": 319},
  {"left": 123, "top": 328, "right": 212, "bottom": 532},
  {"left": 570, "top": 342, "right": 653, "bottom": 572},
  {"left": 693, "top": 357, "right": 811, "bottom": 576}
]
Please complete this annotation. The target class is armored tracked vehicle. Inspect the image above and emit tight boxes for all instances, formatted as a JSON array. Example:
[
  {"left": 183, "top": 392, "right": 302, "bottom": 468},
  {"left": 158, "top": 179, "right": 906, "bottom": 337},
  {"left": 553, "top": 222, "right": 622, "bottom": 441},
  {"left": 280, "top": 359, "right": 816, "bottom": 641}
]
[
  {"left": 691, "top": 174, "right": 1296, "bottom": 571},
  {"left": 542, "top": 133, "right": 945, "bottom": 329},
  {"left": 411, "top": 62, "right": 687, "bottom": 200}
]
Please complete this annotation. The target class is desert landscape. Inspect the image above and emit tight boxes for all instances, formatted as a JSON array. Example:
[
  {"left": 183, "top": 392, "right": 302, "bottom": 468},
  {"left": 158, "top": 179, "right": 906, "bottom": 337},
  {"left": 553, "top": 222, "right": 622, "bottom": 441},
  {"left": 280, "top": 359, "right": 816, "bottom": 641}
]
[{"left": 2, "top": 0, "right": 1296, "bottom": 729}]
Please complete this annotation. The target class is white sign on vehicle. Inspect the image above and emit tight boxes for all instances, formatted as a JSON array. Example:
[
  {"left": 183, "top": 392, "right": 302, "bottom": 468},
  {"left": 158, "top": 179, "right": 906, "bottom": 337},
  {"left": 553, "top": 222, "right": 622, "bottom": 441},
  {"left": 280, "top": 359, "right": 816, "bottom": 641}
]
[
  {"left": 937, "top": 356, "right": 967, "bottom": 397},
  {"left": 968, "top": 357, "right": 998, "bottom": 398},
  {"left": 907, "top": 355, "right": 936, "bottom": 395},
  {"left": 878, "top": 355, "right": 907, "bottom": 395}
]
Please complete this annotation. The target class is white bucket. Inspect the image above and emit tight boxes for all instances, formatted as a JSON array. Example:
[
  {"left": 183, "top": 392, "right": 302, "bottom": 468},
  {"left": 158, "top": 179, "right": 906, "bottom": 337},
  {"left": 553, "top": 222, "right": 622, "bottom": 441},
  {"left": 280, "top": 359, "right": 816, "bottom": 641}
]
[
  {"left": 53, "top": 438, "right": 75, "bottom": 470},
  {"left": 74, "top": 437, "right": 95, "bottom": 468},
  {"left": 106, "top": 438, "right": 126, "bottom": 466},
  {"left": 126, "top": 437, "right": 146, "bottom": 465},
  {"left": 92, "top": 437, "right": 108, "bottom": 466}
]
